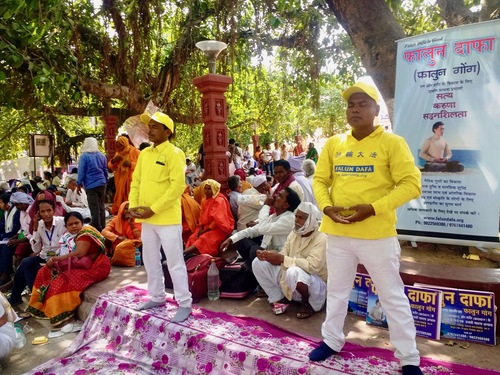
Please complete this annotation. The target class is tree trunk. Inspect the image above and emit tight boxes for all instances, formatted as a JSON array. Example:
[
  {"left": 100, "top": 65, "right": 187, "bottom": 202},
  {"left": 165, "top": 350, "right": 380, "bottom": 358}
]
[
  {"left": 325, "top": 0, "right": 405, "bottom": 118},
  {"left": 437, "top": 0, "right": 478, "bottom": 26}
]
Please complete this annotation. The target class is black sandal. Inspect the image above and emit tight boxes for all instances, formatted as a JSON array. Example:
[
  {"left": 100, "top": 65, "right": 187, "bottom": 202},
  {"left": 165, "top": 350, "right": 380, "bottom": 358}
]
[{"left": 296, "top": 302, "right": 314, "bottom": 319}]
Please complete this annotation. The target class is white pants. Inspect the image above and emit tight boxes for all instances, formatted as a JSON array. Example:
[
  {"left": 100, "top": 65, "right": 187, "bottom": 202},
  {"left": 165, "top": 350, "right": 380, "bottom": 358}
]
[
  {"left": 0, "top": 323, "right": 16, "bottom": 358},
  {"left": 141, "top": 223, "right": 191, "bottom": 308},
  {"left": 252, "top": 260, "right": 326, "bottom": 312},
  {"left": 322, "top": 236, "right": 420, "bottom": 367}
]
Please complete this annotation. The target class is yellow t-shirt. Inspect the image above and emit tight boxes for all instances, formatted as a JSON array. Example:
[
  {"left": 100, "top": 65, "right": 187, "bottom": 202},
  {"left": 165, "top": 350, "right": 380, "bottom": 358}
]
[{"left": 313, "top": 126, "right": 421, "bottom": 239}]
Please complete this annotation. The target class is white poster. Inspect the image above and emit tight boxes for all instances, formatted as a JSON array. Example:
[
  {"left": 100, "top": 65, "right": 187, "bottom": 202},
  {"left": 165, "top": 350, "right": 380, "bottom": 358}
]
[{"left": 394, "top": 20, "right": 500, "bottom": 246}]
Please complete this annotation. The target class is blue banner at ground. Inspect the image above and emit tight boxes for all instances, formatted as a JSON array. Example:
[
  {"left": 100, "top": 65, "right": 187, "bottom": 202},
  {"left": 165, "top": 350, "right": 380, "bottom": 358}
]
[
  {"left": 404, "top": 285, "right": 442, "bottom": 340},
  {"left": 348, "top": 273, "right": 370, "bottom": 317},
  {"left": 415, "top": 283, "right": 496, "bottom": 346}
]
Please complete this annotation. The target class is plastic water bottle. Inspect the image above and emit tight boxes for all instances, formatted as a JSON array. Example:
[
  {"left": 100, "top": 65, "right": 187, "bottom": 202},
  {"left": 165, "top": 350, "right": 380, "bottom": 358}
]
[
  {"left": 134, "top": 248, "right": 142, "bottom": 267},
  {"left": 207, "top": 259, "right": 220, "bottom": 301},
  {"left": 23, "top": 322, "right": 34, "bottom": 335},
  {"left": 18, "top": 230, "right": 25, "bottom": 239},
  {"left": 14, "top": 323, "right": 26, "bottom": 348}
]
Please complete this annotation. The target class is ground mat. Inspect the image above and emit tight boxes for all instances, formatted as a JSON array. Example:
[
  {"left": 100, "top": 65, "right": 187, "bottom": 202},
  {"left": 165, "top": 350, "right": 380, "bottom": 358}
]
[{"left": 27, "top": 285, "right": 499, "bottom": 374}]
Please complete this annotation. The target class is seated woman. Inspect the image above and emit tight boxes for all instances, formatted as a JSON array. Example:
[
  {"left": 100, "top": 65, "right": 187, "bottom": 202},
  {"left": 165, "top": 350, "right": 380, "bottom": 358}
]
[
  {"left": 181, "top": 185, "right": 201, "bottom": 245},
  {"left": 184, "top": 179, "right": 234, "bottom": 257},
  {"left": 28, "top": 190, "right": 66, "bottom": 233},
  {"left": 27, "top": 212, "right": 111, "bottom": 330},
  {"left": 0, "top": 293, "right": 17, "bottom": 359},
  {"left": 102, "top": 201, "right": 141, "bottom": 266}
]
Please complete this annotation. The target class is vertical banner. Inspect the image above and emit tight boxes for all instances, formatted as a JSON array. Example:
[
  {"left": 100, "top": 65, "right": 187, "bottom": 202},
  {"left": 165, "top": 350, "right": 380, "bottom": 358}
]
[{"left": 394, "top": 21, "right": 500, "bottom": 245}]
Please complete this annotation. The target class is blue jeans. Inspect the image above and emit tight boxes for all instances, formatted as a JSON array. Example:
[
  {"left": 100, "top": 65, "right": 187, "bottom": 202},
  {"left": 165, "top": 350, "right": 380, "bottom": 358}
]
[{"left": 264, "top": 162, "right": 274, "bottom": 176}]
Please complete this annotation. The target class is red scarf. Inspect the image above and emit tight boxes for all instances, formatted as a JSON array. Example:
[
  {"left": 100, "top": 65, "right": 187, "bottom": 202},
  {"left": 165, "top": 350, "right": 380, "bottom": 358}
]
[{"left": 270, "top": 173, "right": 295, "bottom": 214}]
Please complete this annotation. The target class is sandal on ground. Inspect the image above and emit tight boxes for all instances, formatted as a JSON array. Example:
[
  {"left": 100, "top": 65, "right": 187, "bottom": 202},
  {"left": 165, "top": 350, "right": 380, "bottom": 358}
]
[
  {"left": 272, "top": 302, "right": 289, "bottom": 315},
  {"left": 296, "top": 302, "right": 314, "bottom": 319},
  {"left": 61, "top": 320, "right": 83, "bottom": 333},
  {"left": 254, "top": 287, "right": 268, "bottom": 298},
  {"left": 48, "top": 330, "right": 65, "bottom": 339}
]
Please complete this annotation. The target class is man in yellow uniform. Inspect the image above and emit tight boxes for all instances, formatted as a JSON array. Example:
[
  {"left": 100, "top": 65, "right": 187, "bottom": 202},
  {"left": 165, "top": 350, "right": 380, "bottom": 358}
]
[
  {"left": 129, "top": 111, "right": 192, "bottom": 323},
  {"left": 309, "top": 82, "right": 423, "bottom": 375}
]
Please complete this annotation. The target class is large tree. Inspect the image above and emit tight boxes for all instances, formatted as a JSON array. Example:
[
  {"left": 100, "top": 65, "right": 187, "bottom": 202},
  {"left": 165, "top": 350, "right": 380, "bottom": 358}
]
[
  {"left": 0, "top": 0, "right": 498, "bottom": 162},
  {"left": 325, "top": 0, "right": 500, "bottom": 114}
]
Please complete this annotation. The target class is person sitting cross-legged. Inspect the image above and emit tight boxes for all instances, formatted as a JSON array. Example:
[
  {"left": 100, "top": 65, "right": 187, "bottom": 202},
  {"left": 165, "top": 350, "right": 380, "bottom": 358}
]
[
  {"left": 252, "top": 202, "right": 327, "bottom": 318},
  {"left": 102, "top": 201, "right": 142, "bottom": 265},
  {"left": 184, "top": 179, "right": 234, "bottom": 258}
]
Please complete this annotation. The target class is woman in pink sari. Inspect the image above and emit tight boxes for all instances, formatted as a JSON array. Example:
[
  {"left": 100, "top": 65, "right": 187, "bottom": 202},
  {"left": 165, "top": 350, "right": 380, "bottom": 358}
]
[{"left": 184, "top": 179, "right": 234, "bottom": 257}]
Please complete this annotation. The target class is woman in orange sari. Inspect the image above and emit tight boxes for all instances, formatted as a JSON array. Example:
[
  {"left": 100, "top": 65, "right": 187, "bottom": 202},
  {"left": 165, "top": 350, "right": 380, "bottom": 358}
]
[
  {"left": 181, "top": 186, "right": 201, "bottom": 245},
  {"left": 184, "top": 180, "right": 234, "bottom": 257},
  {"left": 108, "top": 136, "right": 140, "bottom": 215},
  {"left": 102, "top": 201, "right": 141, "bottom": 265}
]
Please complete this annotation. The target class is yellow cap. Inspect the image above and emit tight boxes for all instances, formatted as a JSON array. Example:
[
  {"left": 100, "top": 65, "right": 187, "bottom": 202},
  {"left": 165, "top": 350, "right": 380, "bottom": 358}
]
[
  {"left": 342, "top": 81, "right": 379, "bottom": 103},
  {"left": 140, "top": 111, "right": 174, "bottom": 132}
]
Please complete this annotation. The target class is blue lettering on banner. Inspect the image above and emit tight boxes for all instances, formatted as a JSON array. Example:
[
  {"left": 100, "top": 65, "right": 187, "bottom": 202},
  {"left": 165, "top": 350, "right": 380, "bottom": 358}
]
[{"left": 335, "top": 165, "right": 374, "bottom": 173}]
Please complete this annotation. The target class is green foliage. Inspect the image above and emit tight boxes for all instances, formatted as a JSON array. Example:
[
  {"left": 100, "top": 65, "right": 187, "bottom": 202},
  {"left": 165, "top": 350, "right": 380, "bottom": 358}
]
[
  {"left": 0, "top": 107, "right": 102, "bottom": 163},
  {"left": 386, "top": 0, "right": 446, "bottom": 35},
  {"left": 0, "top": 0, "right": 490, "bottom": 165}
]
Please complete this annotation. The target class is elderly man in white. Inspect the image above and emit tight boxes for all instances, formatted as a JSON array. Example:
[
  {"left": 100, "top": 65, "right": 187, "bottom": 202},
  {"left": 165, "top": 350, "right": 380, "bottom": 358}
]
[{"left": 252, "top": 202, "right": 327, "bottom": 318}]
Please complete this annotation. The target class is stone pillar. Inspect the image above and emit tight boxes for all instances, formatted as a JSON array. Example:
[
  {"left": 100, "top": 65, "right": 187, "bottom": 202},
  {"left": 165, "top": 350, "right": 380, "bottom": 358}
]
[
  {"left": 102, "top": 115, "right": 119, "bottom": 162},
  {"left": 193, "top": 74, "right": 233, "bottom": 189}
]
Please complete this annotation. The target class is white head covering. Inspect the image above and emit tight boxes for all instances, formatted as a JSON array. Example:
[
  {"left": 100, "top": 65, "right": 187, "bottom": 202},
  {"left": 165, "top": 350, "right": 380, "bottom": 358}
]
[
  {"left": 287, "top": 155, "right": 305, "bottom": 173},
  {"left": 10, "top": 192, "right": 34, "bottom": 205},
  {"left": 294, "top": 202, "right": 321, "bottom": 235},
  {"left": 251, "top": 174, "right": 267, "bottom": 188},
  {"left": 81, "top": 137, "right": 99, "bottom": 153}
]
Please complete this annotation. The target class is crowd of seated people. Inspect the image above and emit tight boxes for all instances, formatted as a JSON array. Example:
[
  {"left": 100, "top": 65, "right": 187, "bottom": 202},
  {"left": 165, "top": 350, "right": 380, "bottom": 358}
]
[{"left": 0, "top": 137, "right": 326, "bottom": 368}]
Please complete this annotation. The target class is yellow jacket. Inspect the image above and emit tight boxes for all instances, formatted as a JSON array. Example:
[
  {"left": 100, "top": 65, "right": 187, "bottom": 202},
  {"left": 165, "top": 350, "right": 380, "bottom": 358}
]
[
  {"left": 313, "top": 126, "right": 421, "bottom": 239},
  {"left": 129, "top": 140, "right": 186, "bottom": 225}
]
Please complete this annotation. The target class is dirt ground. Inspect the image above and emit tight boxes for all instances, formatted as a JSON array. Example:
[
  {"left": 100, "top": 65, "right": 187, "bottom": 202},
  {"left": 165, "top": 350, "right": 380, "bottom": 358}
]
[{"left": 400, "top": 241, "right": 499, "bottom": 269}]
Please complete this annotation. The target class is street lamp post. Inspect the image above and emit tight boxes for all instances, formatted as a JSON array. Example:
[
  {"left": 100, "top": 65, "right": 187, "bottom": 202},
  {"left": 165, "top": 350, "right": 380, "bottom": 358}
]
[{"left": 193, "top": 40, "right": 232, "bottom": 189}]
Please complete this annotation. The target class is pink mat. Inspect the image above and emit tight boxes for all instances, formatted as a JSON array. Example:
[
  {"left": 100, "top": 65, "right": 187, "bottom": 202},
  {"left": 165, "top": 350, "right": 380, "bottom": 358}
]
[{"left": 28, "top": 286, "right": 498, "bottom": 375}]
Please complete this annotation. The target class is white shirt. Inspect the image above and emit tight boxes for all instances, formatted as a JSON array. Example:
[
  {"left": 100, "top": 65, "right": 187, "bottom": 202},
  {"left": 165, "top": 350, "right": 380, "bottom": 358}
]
[
  {"left": 30, "top": 216, "right": 67, "bottom": 260},
  {"left": 272, "top": 149, "right": 281, "bottom": 161},
  {"left": 65, "top": 187, "right": 88, "bottom": 208},
  {"left": 230, "top": 205, "right": 295, "bottom": 251},
  {"left": 236, "top": 188, "right": 265, "bottom": 231},
  {"left": 262, "top": 149, "right": 272, "bottom": 163}
]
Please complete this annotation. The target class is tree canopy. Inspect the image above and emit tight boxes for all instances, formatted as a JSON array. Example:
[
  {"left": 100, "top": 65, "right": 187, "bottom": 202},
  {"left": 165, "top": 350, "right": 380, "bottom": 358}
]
[{"left": 0, "top": 0, "right": 498, "bottom": 164}]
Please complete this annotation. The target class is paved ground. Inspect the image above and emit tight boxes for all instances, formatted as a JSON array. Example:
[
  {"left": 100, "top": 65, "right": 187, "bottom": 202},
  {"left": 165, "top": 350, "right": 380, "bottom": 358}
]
[{"left": 2, "top": 265, "right": 499, "bottom": 375}]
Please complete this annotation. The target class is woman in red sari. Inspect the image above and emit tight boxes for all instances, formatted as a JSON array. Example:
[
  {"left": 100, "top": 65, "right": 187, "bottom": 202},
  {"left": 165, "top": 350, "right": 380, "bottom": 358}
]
[
  {"left": 184, "top": 179, "right": 234, "bottom": 257},
  {"left": 108, "top": 136, "right": 140, "bottom": 215},
  {"left": 27, "top": 212, "right": 111, "bottom": 329}
]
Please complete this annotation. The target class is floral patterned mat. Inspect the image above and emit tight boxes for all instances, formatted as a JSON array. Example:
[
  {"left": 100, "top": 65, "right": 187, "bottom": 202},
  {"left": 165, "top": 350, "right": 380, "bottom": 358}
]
[{"left": 27, "top": 285, "right": 498, "bottom": 375}]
